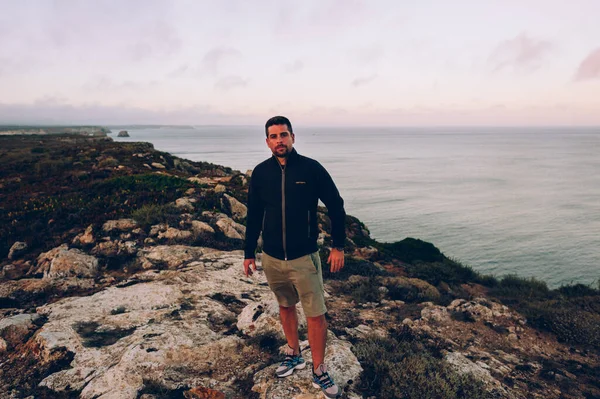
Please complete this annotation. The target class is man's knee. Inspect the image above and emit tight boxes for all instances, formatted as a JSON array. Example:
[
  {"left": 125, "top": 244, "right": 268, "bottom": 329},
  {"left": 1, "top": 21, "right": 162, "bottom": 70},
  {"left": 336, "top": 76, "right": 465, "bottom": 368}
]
[
  {"left": 306, "top": 314, "right": 327, "bottom": 327},
  {"left": 279, "top": 304, "right": 296, "bottom": 313}
]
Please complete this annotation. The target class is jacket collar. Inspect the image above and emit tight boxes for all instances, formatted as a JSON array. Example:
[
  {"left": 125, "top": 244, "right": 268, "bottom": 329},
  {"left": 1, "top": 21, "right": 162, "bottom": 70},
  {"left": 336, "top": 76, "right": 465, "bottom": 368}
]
[{"left": 271, "top": 147, "right": 299, "bottom": 167}]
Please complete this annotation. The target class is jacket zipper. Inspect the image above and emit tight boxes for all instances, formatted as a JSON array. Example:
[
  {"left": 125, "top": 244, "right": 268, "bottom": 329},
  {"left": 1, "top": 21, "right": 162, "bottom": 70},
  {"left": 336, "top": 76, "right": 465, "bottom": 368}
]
[
  {"left": 308, "top": 210, "right": 310, "bottom": 238},
  {"left": 280, "top": 163, "right": 287, "bottom": 260}
]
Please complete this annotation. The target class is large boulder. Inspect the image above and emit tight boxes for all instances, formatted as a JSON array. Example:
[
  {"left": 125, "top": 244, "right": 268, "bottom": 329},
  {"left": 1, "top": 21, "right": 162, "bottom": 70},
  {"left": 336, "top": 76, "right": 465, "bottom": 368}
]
[
  {"left": 36, "top": 245, "right": 100, "bottom": 279},
  {"left": 191, "top": 220, "right": 215, "bottom": 235},
  {"left": 157, "top": 227, "right": 193, "bottom": 242},
  {"left": 237, "top": 300, "right": 306, "bottom": 337},
  {"left": 72, "top": 225, "right": 96, "bottom": 246},
  {"left": 91, "top": 240, "right": 138, "bottom": 258},
  {"left": 137, "top": 245, "right": 215, "bottom": 270},
  {"left": 215, "top": 217, "right": 246, "bottom": 240},
  {"left": 222, "top": 194, "right": 247, "bottom": 221},
  {"left": 175, "top": 197, "right": 195, "bottom": 212},
  {"left": 0, "top": 313, "right": 42, "bottom": 349},
  {"left": 102, "top": 219, "right": 138, "bottom": 234}
]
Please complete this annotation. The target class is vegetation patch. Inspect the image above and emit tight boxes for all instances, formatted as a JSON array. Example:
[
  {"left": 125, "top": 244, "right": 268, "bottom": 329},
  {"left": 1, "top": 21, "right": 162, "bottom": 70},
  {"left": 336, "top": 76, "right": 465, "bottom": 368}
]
[{"left": 353, "top": 331, "right": 492, "bottom": 399}]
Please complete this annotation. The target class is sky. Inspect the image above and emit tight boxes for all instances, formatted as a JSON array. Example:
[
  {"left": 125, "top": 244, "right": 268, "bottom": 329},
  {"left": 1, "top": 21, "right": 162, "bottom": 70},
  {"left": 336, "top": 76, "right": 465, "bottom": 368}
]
[{"left": 1, "top": 0, "right": 599, "bottom": 126}]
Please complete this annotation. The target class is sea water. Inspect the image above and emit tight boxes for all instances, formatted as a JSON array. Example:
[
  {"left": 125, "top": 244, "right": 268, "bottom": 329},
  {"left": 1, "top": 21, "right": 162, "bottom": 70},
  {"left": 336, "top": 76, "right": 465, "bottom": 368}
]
[{"left": 114, "top": 126, "right": 600, "bottom": 288}]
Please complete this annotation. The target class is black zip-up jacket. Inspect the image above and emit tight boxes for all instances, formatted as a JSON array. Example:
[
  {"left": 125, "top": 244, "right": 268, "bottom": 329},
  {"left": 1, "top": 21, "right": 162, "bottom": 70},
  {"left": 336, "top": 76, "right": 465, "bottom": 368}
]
[{"left": 244, "top": 148, "right": 346, "bottom": 261}]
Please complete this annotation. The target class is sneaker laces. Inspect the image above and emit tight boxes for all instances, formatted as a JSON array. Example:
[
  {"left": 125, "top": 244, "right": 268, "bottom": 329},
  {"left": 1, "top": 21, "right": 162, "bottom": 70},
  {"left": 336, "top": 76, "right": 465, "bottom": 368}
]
[
  {"left": 280, "top": 354, "right": 298, "bottom": 368},
  {"left": 314, "top": 367, "right": 335, "bottom": 389}
]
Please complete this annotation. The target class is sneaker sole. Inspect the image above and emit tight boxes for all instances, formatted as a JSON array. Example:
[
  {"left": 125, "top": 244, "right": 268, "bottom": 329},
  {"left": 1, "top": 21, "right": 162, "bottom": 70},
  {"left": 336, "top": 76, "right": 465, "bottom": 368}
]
[
  {"left": 276, "top": 361, "right": 306, "bottom": 377},
  {"left": 312, "top": 382, "right": 341, "bottom": 398}
]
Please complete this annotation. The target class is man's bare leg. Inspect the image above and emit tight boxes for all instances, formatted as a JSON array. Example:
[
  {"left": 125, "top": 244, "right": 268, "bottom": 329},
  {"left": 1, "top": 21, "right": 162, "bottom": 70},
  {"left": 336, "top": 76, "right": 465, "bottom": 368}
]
[
  {"left": 306, "top": 314, "right": 327, "bottom": 371},
  {"left": 279, "top": 305, "right": 300, "bottom": 354}
]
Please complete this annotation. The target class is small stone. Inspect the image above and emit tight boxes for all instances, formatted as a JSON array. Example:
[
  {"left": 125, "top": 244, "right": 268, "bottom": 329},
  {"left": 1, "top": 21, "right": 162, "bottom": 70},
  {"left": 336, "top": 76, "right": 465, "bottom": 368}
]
[
  {"left": 151, "top": 162, "right": 166, "bottom": 169},
  {"left": 214, "top": 184, "right": 226, "bottom": 193},
  {"left": 8, "top": 241, "right": 28, "bottom": 260}
]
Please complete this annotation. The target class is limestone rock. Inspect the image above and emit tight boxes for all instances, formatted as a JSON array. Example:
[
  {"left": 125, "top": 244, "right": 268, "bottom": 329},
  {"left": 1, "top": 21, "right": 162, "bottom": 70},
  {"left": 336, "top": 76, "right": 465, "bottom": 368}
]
[
  {"left": 214, "top": 184, "right": 226, "bottom": 193},
  {"left": 149, "top": 223, "right": 168, "bottom": 237},
  {"left": 72, "top": 225, "right": 96, "bottom": 246},
  {"left": 157, "top": 227, "right": 193, "bottom": 242},
  {"left": 237, "top": 300, "right": 306, "bottom": 337},
  {"left": 215, "top": 217, "right": 246, "bottom": 240},
  {"left": 222, "top": 194, "right": 247, "bottom": 221},
  {"left": 0, "top": 313, "right": 42, "bottom": 348},
  {"left": 151, "top": 162, "right": 166, "bottom": 169},
  {"left": 36, "top": 245, "right": 100, "bottom": 279},
  {"left": 1, "top": 261, "right": 31, "bottom": 280},
  {"left": 420, "top": 304, "right": 450, "bottom": 323},
  {"left": 188, "top": 177, "right": 215, "bottom": 185},
  {"left": 191, "top": 221, "right": 215, "bottom": 235},
  {"left": 8, "top": 241, "right": 28, "bottom": 260},
  {"left": 175, "top": 197, "right": 195, "bottom": 212},
  {"left": 137, "top": 245, "right": 215, "bottom": 270},
  {"left": 252, "top": 332, "right": 362, "bottom": 399},
  {"left": 102, "top": 219, "right": 138, "bottom": 233},
  {"left": 91, "top": 240, "right": 138, "bottom": 257}
]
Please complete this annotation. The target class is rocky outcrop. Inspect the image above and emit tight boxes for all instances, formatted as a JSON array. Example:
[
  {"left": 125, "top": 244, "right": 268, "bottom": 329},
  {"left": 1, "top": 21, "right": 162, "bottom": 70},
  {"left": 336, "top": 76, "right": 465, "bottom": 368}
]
[
  {"left": 35, "top": 245, "right": 100, "bottom": 279},
  {"left": 72, "top": 225, "right": 96, "bottom": 246},
  {"left": 136, "top": 245, "right": 215, "bottom": 270},
  {"left": 117, "top": 130, "right": 129, "bottom": 137},
  {"left": 215, "top": 217, "right": 246, "bottom": 240},
  {"left": 0, "top": 313, "right": 42, "bottom": 351},
  {"left": 8, "top": 242, "right": 28, "bottom": 260},
  {"left": 102, "top": 219, "right": 138, "bottom": 234},
  {"left": 222, "top": 193, "right": 247, "bottom": 221}
]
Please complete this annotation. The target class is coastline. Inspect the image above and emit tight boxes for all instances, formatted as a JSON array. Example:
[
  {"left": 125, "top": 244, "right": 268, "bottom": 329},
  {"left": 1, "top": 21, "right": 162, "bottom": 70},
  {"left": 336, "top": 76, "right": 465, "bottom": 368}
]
[{"left": 0, "top": 134, "right": 599, "bottom": 398}]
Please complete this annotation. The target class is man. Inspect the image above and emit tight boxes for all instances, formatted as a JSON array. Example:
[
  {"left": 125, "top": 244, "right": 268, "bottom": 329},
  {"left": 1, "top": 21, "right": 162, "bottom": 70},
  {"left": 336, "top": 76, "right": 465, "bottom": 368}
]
[{"left": 243, "top": 116, "right": 346, "bottom": 398}]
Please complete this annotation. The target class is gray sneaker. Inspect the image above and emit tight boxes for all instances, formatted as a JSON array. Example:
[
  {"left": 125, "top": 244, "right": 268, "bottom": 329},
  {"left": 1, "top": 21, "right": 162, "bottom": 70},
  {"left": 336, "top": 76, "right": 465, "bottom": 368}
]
[
  {"left": 275, "top": 347, "right": 306, "bottom": 378},
  {"left": 312, "top": 364, "right": 341, "bottom": 398}
]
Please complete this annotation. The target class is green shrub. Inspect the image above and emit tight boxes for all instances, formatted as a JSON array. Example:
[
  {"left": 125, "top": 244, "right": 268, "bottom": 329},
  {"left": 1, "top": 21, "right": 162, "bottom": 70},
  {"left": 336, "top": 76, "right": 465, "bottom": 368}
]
[
  {"left": 354, "top": 334, "right": 491, "bottom": 399},
  {"left": 405, "top": 260, "right": 479, "bottom": 286},
  {"left": 131, "top": 204, "right": 179, "bottom": 229},
  {"left": 97, "top": 156, "right": 119, "bottom": 168},
  {"left": 97, "top": 174, "right": 188, "bottom": 193},
  {"left": 491, "top": 274, "right": 549, "bottom": 300},
  {"left": 520, "top": 296, "right": 600, "bottom": 348},
  {"left": 350, "top": 277, "right": 383, "bottom": 304},
  {"left": 378, "top": 238, "right": 445, "bottom": 264},
  {"left": 385, "top": 277, "right": 441, "bottom": 303}
]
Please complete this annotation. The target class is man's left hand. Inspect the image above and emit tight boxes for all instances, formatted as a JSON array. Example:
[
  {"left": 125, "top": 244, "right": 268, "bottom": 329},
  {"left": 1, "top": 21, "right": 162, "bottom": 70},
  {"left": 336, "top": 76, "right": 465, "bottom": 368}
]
[{"left": 327, "top": 248, "right": 345, "bottom": 273}]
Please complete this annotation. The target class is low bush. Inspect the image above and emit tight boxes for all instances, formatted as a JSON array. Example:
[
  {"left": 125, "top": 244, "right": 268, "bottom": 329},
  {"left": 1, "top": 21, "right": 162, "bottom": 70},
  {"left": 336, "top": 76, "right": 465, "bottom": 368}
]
[
  {"left": 491, "top": 274, "right": 549, "bottom": 301},
  {"left": 354, "top": 333, "right": 491, "bottom": 399},
  {"left": 321, "top": 254, "right": 390, "bottom": 281}
]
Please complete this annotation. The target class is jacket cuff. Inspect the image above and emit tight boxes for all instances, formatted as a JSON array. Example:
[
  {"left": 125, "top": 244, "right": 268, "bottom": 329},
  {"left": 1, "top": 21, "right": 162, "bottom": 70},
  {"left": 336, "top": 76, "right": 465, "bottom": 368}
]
[{"left": 244, "top": 248, "right": 256, "bottom": 259}]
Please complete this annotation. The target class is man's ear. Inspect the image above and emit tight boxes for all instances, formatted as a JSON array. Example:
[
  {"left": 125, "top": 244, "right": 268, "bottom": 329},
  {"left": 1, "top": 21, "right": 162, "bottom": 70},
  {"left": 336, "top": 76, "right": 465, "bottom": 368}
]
[{"left": 291, "top": 133, "right": 295, "bottom": 143}]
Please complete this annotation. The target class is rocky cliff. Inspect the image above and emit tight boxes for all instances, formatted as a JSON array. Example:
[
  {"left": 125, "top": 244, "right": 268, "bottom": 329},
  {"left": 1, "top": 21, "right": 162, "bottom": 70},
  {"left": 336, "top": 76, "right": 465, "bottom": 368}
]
[
  {"left": 0, "top": 135, "right": 598, "bottom": 399},
  {"left": 0, "top": 126, "right": 110, "bottom": 136}
]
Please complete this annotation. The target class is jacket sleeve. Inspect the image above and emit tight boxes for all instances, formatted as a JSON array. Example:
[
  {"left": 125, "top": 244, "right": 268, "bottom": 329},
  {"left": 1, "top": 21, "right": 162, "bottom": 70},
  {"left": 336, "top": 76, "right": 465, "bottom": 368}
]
[
  {"left": 315, "top": 162, "right": 346, "bottom": 248},
  {"left": 244, "top": 169, "right": 264, "bottom": 259}
]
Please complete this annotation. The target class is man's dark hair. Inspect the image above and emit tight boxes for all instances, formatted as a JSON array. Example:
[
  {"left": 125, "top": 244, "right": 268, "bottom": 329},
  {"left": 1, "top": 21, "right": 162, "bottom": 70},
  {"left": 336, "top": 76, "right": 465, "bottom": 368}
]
[{"left": 265, "top": 115, "right": 293, "bottom": 137}]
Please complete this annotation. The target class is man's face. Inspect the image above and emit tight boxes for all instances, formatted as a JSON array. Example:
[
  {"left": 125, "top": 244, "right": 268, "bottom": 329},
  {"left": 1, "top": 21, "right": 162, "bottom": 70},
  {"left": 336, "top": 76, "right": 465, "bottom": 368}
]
[{"left": 266, "top": 124, "right": 295, "bottom": 158}]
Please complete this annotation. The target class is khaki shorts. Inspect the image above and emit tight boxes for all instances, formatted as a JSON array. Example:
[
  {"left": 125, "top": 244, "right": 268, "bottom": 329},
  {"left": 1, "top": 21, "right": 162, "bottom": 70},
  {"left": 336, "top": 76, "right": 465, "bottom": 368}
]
[{"left": 261, "top": 251, "right": 327, "bottom": 317}]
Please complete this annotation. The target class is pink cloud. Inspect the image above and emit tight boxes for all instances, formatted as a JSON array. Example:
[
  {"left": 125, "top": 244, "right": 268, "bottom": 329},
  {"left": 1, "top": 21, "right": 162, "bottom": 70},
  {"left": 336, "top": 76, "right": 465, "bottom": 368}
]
[
  {"left": 574, "top": 48, "right": 600, "bottom": 81},
  {"left": 488, "top": 33, "right": 553, "bottom": 73}
]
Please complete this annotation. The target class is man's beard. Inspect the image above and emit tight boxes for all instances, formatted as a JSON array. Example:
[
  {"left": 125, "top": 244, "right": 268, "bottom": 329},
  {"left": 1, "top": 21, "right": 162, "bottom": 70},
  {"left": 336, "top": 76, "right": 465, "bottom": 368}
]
[{"left": 274, "top": 146, "right": 290, "bottom": 158}]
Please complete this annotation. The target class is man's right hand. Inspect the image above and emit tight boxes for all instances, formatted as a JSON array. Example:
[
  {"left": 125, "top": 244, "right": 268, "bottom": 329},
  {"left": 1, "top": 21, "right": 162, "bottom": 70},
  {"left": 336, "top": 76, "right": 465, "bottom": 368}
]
[{"left": 243, "top": 258, "right": 257, "bottom": 277}]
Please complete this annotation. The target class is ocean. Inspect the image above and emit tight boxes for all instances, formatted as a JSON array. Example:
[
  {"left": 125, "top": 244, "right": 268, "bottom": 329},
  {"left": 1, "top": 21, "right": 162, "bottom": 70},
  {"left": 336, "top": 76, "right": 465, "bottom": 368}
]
[{"left": 113, "top": 126, "right": 600, "bottom": 288}]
